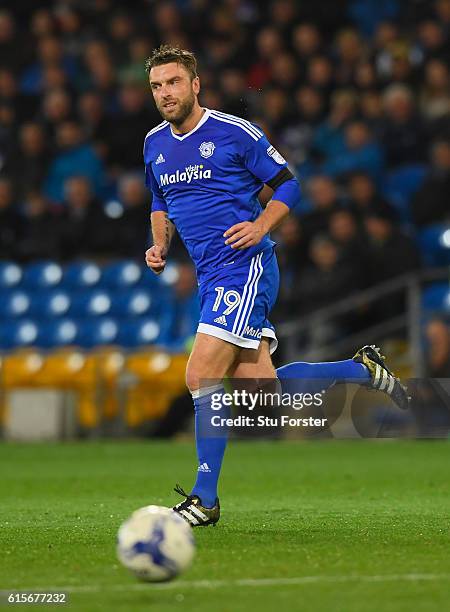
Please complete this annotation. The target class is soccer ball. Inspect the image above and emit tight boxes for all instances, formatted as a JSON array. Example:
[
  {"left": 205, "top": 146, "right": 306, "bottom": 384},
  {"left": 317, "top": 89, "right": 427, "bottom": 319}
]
[{"left": 117, "top": 505, "right": 195, "bottom": 582}]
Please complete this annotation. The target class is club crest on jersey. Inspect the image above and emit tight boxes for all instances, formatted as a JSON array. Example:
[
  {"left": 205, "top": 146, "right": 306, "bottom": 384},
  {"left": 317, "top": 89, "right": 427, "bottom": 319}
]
[
  {"left": 199, "top": 141, "right": 215, "bottom": 158},
  {"left": 267, "top": 145, "right": 286, "bottom": 165}
]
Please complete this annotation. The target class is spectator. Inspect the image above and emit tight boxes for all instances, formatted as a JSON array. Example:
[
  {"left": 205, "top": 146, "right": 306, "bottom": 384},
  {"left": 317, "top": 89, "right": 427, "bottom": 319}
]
[
  {"left": 298, "top": 235, "right": 357, "bottom": 313},
  {"left": 0, "top": 68, "right": 37, "bottom": 123},
  {"left": 360, "top": 90, "right": 384, "bottom": 130},
  {"left": 415, "top": 20, "right": 448, "bottom": 63},
  {"left": 346, "top": 172, "right": 396, "bottom": 221},
  {"left": 260, "top": 88, "right": 291, "bottom": 132},
  {"left": 77, "top": 91, "right": 111, "bottom": 159},
  {"left": 425, "top": 319, "right": 450, "bottom": 378},
  {"left": 411, "top": 139, "right": 450, "bottom": 227},
  {"left": 411, "top": 319, "right": 450, "bottom": 437},
  {"left": 381, "top": 84, "right": 428, "bottom": 167},
  {"left": 57, "top": 5, "right": 84, "bottom": 59},
  {"left": 364, "top": 209, "right": 421, "bottom": 319},
  {"left": 334, "top": 28, "right": 364, "bottom": 87},
  {"left": 0, "top": 102, "right": 15, "bottom": 156},
  {"left": 107, "top": 12, "right": 136, "bottom": 69},
  {"left": 82, "top": 41, "right": 117, "bottom": 112},
  {"left": 281, "top": 86, "right": 325, "bottom": 166},
  {"left": 268, "top": 52, "right": 300, "bottom": 93},
  {"left": 364, "top": 210, "right": 420, "bottom": 284},
  {"left": 0, "top": 177, "right": 21, "bottom": 259},
  {"left": 322, "top": 120, "right": 384, "bottom": 181},
  {"left": 272, "top": 216, "right": 307, "bottom": 321},
  {"left": 353, "top": 61, "right": 379, "bottom": 92},
  {"left": 307, "top": 55, "right": 335, "bottom": 98},
  {"left": 373, "top": 21, "right": 400, "bottom": 79},
  {"left": 160, "top": 262, "right": 200, "bottom": 351},
  {"left": 420, "top": 59, "right": 450, "bottom": 121},
  {"left": 0, "top": 10, "right": 23, "bottom": 72},
  {"left": 39, "top": 88, "right": 73, "bottom": 144},
  {"left": 348, "top": 0, "right": 400, "bottom": 37},
  {"left": 15, "top": 191, "right": 61, "bottom": 262},
  {"left": 292, "top": 23, "right": 322, "bottom": 63},
  {"left": 120, "top": 37, "right": 154, "bottom": 86},
  {"left": 248, "top": 27, "right": 284, "bottom": 89},
  {"left": 220, "top": 68, "right": 250, "bottom": 117},
  {"left": 301, "top": 176, "right": 342, "bottom": 245},
  {"left": 435, "top": 0, "right": 450, "bottom": 31},
  {"left": 20, "top": 36, "right": 77, "bottom": 95},
  {"left": 328, "top": 208, "right": 367, "bottom": 286},
  {"left": 2, "top": 122, "right": 50, "bottom": 199},
  {"left": 108, "top": 82, "right": 161, "bottom": 172},
  {"left": 44, "top": 121, "right": 105, "bottom": 204},
  {"left": 58, "top": 176, "right": 113, "bottom": 260},
  {"left": 30, "top": 8, "right": 55, "bottom": 40},
  {"left": 113, "top": 174, "right": 150, "bottom": 258},
  {"left": 313, "top": 89, "right": 358, "bottom": 161},
  {"left": 270, "top": 0, "right": 298, "bottom": 35}
]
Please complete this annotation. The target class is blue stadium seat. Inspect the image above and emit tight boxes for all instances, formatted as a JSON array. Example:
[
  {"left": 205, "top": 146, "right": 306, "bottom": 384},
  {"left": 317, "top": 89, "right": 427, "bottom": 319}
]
[
  {"left": 138, "top": 266, "right": 161, "bottom": 289},
  {"left": 109, "top": 288, "right": 154, "bottom": 318},
  {"left": 22, "top": 261, "right": 63, "bottom": 289},
  {"left": 0, "top": 319, "right": 39, "bottom": 349},
  {"left": 28, "top": 290, "right": 71, "bottom": 319},
  {"left": 418, "top": 225, "right": 450, "bottom": 267},
  {"left": 101, "top": 260, "right": 144, "bottom": 288},
  {"left": 422, "top": 283, "right": 450, "bottom": 312},
  {"left": 159, "top": 262, "right": 180, "bottom": 287},
  {"left": 68, "top": 290, "right": 112, "bottom": 317},
  {"left": 0, "top": 290, "right": 31, "bottom": 319},
  {"left": 36, "top": 319, "right": 78, "bottom": 348},
  {"left": 76, "top": 318, "right": 119, "bottom": 348},
  {"left": 383, "top": 164, "right": 427, "bottom": 223},
  {"left": 116, "top": 318, "right": 161, "bottom": 348},
  {"left": 0, "top": 262, "right": 22, "bottom": 289},
  {"left": 61, "top": 261, "right": 101, "bottom": 289}
]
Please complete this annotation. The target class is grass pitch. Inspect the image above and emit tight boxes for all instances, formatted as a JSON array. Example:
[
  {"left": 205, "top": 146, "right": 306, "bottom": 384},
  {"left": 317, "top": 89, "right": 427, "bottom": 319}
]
[{"left": 0, "top": 440, "right": 449, "bottom": 611}]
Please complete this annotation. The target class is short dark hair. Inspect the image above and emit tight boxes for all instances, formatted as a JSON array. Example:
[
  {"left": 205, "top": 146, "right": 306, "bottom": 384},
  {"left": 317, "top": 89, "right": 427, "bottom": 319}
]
[{"left": 145, "top": 45, "right": 198, "bottom": 80}]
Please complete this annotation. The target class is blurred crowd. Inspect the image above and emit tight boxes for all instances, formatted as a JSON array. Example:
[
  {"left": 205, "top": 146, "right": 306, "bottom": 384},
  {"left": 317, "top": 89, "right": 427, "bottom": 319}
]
[{"left": 0, "top": 0, "right": 449, "bottom": 335}]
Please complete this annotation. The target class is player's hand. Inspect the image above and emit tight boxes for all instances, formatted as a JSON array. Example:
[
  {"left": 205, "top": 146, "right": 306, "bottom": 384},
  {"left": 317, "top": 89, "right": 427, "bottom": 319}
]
[
  {"left": 145, "top": 245, "right": 167, "bottom": 274},
  {"left": 223, "top": 222, "right": 265, "bottom": 250}
]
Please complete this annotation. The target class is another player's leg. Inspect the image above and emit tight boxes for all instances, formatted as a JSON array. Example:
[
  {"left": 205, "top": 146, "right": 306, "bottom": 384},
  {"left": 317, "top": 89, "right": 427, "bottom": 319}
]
[{"left": 173, "top": 332, "right": 238, "bottom": 527}]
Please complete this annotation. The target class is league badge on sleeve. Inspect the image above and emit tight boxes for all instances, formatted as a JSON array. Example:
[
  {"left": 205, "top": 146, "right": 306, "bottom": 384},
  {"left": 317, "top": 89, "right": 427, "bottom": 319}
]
[
  {"left": 267, "top": 145, "right": 286, "bottom": 165},
  {"left": 199, "top": 141, "right": 216, "bottom": 158}
]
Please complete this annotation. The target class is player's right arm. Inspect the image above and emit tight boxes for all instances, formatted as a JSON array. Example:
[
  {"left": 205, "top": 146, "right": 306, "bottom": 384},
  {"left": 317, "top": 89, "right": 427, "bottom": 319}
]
[
  {"left": 144, "top": 148, "right": 174, "bottom": 275},
  {"left": 146, "top": 211, "right": 175, "bottom": 274}
]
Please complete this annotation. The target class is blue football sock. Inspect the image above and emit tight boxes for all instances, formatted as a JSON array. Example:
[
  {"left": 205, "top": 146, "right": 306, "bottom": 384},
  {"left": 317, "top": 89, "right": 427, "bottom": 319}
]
[
  {"left": 190, "top": 386, "right": 229, "bottom": 508},
  {"left": 276, "top": 359, "right": 370, "bottom": 395}
]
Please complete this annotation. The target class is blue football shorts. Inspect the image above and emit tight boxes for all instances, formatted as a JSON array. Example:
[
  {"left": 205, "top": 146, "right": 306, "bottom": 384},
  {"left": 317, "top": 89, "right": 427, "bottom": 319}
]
[{"left": 197, "top": 247, "right": 279, "bottom": 354}]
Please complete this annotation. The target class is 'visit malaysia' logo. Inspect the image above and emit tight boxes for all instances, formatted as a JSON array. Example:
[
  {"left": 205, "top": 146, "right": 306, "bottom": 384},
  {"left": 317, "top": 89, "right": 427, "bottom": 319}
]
[{"left": 160, "top": 164, "right": 212, "bottom": 186}]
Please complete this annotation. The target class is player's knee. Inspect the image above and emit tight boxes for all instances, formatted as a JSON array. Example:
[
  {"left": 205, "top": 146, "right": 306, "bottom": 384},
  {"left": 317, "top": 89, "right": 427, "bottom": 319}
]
[{"left": 185, "top": 363, "right": 201, "bottom": 394}]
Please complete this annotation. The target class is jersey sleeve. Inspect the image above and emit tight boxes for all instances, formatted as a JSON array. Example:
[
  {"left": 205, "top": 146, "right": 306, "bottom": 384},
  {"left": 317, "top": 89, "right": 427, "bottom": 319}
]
[
  {"left": 240, "top": 129, "right": 288, "bottom": 184},
  {"left": 145, "top": 163, "right": 168, "bottom": 213}
]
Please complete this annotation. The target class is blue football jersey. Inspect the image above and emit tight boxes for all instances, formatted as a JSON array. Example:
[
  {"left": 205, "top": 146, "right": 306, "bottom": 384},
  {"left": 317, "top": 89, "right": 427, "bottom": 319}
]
[{"left": 143, "top": 108, "right": 288, "bottom": 285}]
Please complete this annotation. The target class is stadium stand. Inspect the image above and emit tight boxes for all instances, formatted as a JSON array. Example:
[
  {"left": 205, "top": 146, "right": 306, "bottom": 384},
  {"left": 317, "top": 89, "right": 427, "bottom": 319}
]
[{"left": 0, "top": 1, "right": 449, "bottom": 428}]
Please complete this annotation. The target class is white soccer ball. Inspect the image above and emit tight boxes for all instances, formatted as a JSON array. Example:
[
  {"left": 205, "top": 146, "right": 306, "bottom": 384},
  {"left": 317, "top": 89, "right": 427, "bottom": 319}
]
[{"left": 117, "top": 505, "right": 195, "bottom": 582}]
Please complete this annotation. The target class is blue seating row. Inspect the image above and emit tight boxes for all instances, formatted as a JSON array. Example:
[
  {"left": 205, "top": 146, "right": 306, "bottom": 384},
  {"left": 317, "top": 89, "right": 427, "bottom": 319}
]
[
  {"left": 0, "top": 260, "right": 180, "bottom": 290},
  {"left": 0, "top": 317, "right": 162, "bottom": 350},
  {"left": 0, "top": 288, "right": 163, "bottom": 319}
]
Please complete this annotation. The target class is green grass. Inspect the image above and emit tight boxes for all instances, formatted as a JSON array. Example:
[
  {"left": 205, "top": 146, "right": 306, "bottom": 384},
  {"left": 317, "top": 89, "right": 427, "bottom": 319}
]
[{"left": 0, "top": 440, "right": 449, "bottom": 611}]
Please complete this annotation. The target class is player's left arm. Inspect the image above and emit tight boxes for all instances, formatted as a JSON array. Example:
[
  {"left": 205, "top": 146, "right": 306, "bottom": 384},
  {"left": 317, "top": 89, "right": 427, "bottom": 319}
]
[{"left": 224, "top": 135, "right": 301, "bottom": 250}]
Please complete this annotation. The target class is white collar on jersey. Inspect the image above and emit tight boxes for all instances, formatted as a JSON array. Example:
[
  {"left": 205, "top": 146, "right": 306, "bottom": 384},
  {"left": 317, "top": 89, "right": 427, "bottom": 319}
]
[{"left": 169, "top": 108, "right": 211, "bottom": 141}]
